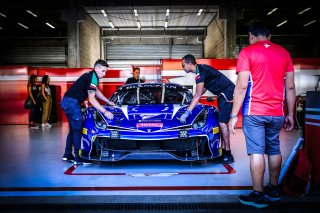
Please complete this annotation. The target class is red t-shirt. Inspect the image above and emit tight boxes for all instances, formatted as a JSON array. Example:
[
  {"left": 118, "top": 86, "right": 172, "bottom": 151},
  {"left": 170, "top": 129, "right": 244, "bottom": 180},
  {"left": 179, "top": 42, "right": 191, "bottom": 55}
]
[{"left": 236, "top": 40, "right": 294, "bottom": 116}]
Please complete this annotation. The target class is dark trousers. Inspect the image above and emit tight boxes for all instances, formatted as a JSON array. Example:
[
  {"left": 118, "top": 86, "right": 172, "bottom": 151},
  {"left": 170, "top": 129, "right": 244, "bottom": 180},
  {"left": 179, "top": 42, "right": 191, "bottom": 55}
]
[
  {"left": 61, "top": 96, "right": 83, "bottom": 160},
  {"left": 29, "top": 102, "right": 38, "bottom": 123}
]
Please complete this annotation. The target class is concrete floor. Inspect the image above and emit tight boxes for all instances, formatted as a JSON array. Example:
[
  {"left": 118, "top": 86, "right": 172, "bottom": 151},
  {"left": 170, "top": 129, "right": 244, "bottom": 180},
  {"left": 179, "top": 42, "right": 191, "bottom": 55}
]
[{"left": 0, "top": 123, "right": 319, "bottom": 212}]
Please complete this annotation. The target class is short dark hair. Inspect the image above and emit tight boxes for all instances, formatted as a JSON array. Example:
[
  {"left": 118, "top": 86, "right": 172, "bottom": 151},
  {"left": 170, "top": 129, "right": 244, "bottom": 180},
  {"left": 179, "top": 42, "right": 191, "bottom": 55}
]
[
  {"left": 248, "top": 22, "right": 272, "bottom": 37},
  {"left": 94, "top": 59, "right": 109, "bottom": 68},
  {"left": 133, "top": 67, "right": 140, "bottom": 72},
  {"left": 182, "top": 54, "right": 197, "bottom": 65}
]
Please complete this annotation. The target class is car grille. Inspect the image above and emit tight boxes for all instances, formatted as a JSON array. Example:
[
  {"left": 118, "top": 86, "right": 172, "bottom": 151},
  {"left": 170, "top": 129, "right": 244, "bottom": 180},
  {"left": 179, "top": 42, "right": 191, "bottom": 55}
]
[{"left": 97, "top": 137, "right": 208, "bottom": 152}]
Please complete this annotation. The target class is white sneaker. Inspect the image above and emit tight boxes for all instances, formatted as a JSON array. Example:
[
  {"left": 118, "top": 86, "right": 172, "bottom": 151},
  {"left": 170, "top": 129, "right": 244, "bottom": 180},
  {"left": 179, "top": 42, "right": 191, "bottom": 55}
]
[
  {"left": 41, "top": 123, "right": 46, "bottom": 128},
  {"left": 45, "top": 123, "right": 52, "bottom": 127}
]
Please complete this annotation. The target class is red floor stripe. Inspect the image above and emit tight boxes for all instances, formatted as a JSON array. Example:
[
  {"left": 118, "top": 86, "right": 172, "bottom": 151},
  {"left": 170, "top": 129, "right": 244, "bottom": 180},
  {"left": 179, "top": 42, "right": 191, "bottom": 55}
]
[{"left": 0, "top": 185, "right": 252, "bottom": 192}]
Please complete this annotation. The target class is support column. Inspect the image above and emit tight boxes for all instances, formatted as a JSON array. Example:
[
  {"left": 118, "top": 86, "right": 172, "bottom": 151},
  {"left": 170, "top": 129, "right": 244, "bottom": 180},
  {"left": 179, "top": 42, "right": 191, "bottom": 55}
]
[{"left": 61, "top": 8, "right": 85, "bottom": 68}]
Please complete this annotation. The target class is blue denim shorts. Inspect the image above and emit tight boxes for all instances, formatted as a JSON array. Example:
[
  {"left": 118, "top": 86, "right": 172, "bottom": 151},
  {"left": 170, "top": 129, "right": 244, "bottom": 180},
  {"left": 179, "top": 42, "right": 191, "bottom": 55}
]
[{"left": 242, "top": 115, "right": 285, "bottom": 155}]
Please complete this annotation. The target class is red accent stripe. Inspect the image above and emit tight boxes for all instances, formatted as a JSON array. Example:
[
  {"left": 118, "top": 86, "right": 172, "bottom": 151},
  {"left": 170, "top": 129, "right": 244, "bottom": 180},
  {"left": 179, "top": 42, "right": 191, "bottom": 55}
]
[
  {"left": 64, "top": 164, "right": 236, "bottom": 176},
  {"left": 305, "top": 118, "right": 320, "bottom": 123}
]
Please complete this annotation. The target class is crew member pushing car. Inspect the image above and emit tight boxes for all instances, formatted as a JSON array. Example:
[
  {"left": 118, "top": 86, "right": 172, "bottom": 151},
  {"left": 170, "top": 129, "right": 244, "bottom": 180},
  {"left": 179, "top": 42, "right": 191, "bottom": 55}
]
[
  {"left": 61, "top": 59, "right": 115, "bottom": 165},
  {"left": 180, "top": 54, "right": 235, "bottom": 163}
]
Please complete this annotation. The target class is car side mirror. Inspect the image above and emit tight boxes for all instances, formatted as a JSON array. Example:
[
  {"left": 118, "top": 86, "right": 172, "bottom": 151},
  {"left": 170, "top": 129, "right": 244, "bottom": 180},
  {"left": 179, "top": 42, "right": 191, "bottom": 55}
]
[{"left": 207, "top": 96, "right": 214, "bottom": 102}]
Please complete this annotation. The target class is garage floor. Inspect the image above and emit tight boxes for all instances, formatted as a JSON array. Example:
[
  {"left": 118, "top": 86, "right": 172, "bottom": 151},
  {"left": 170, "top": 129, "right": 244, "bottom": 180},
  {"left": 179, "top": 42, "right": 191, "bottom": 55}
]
[{"left": 0, "top": 123, "right": 319, "bottom": 212}]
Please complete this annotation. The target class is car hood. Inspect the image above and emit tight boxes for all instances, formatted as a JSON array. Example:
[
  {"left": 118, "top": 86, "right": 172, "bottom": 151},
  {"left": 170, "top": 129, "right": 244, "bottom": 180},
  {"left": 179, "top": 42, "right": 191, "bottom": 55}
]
[{"left": 106, "top": 104, "right": 204, "bottom": 131}]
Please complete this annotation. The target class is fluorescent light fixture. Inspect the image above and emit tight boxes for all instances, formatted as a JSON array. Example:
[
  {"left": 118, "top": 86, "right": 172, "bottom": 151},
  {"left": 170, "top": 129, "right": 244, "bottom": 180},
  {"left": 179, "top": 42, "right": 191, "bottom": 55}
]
[
  {"left": 267, "top": 8, "right": 278, "bottom": 15},
  {"left": 277, "top": 20, "right": 287, "bottom": 27},
  {"left": 303, "top": 20, "right": 316, "bottom": 27},
  {"left": 109, "top": 21, "right": 114, "bottom": 28},
  {"left": 0, "top": 26, "right": 3, "bottom": 30},
  {"left": 164, "top": 20, "right": 168, "bottom": 28},
  {"left": 134, "top": 9, "right": 138, "bottom": 16},
  {"left": 166, "top": 9, "right": 170, "bottom": 16},
  {"left": 137, "top": 21, "right": 141, "bottom": 28},
  {"left": 177, "top": 37, "right": 183, "bottom": 39},
  {"left": 197, "top": 9, "right": 203, "bottom": 16},
  {"left": 45, "top": 22, "right": 55, "bottom": 29},
  {"left": 0, "top": 12, "right": 7, "bottom": 17},
  {"left": 298, "top": 7, "right": 311, "bottom": 15},
  {"left": 26, "top": 10, "right": 37, "bottom": 17},
  {"left": 18, "top": 22, "right": 29, "bottom": 29},
  {"left": 101, "top": 10, "right": 107, "bottom": 17}
]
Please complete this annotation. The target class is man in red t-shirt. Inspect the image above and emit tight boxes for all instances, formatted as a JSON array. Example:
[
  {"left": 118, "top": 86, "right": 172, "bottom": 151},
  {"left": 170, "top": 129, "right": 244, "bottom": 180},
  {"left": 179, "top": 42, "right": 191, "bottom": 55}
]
[{"left": 229, "top": 22, "right": 296, "bottom": 208}]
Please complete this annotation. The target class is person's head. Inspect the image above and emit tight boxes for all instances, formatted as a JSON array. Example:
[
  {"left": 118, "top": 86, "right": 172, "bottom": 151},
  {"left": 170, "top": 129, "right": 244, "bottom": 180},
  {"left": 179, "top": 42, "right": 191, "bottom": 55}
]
[
  {"left": 29, "top": 74, "right": 37, "bottom": 85},
  {"left": 133, "top": 68, "right": 140, "bottom": 79},
  {"left": 94, "top": 59, "right": 109, "bottom": 79},
  {"left": 182, "top": 54, "right": 197, "bottom": 73},
  {"left": 248, "top": 22, "right": 272, "bottom": 45},
  {"left": 41, "top": 75, "right": 50, "bottom": 85}
]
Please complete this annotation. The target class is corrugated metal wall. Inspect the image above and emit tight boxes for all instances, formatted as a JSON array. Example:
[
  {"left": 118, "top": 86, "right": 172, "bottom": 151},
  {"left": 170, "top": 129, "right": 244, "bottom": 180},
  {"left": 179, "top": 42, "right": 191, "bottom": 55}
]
[
  {"left": 106, "top": 44, "right": 202, "bottom": 60},
  {"left": 0, "top": 38, "right": 67, "bottom": 67}
]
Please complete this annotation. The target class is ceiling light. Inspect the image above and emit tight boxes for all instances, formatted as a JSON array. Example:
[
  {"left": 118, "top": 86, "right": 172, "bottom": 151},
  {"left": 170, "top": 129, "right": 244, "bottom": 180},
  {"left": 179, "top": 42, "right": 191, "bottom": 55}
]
[
  {"left": 134, "top": 9, "right": 138, "bottom": 17},
  {"left": 166, "top": 9, "right": 170, "bottom": 16},
  {"left": 109, "top": 21, "right": 114, "bottom": 28},
  {"left": 0, "top": 12, "right": 7, "bottom": 17},
  {"left": 277, "top": 20, "right": 287, "bottom": 27},
  {"left": 164, "top": 20, "right": 168, "bottom": 28},
  {"left": 46, "top": 22, "right": 55, "bottom": 29},
  {"left": 26, "top": 10, "right": 37, "bottom": 17},
  {"left": 18, "top": 22, "right": 29, "bottom": 29},
  {"left": 177, "top": 37, "right": 183, "bottom": 39},
  {"left": 267, "top": 8, "right": 278, "bottom": 15},
  {"left": 197, "top": 9, "right": 203, "bottom": 16},
  {"left": 0, "top": 26, "right": 3, "bottom": 30},
  {"left": 137, "top": 21, "right": 141, "bottom": 28},
  {"left": 298, "top": 7, "right": 311, "bottom": 15},
  {"left": 101, "top": 10, "right": 107, "bottom": 17},
  {"left": 303, "top": 20, "right": 316, "bottom": 27}
]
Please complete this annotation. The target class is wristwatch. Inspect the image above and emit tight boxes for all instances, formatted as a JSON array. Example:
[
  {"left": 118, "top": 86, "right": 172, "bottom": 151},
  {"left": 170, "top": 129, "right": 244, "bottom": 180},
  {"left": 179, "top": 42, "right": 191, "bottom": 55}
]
[{"left": 230, "top": 113, "right": 238, "bottom": 118}]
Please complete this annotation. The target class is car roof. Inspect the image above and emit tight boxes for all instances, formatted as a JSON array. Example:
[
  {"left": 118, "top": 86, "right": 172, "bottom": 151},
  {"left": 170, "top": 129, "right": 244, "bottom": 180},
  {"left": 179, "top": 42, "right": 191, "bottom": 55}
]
[{"left": 118, "top": 83, "right": 190, "bottom": 92}]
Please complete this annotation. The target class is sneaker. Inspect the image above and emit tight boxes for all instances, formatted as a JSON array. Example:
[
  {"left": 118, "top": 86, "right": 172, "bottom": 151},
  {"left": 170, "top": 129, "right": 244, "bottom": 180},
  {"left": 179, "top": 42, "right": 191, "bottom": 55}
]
[
  {"left": 239, "top": 191, "right": 268, "bottom": 208},
  {"left": 45, "top": 123, "right": 52, "bottom": 127},
  {"left": 41, "top": 123, "right": 46, "bottom": 128},
  {"left": 74, "top": 158, "right": 92, "bottom": 165},
  {"left": 264, "top": 184, "right": 281, "bottom": 201},
  {"left": 62, "top": 154, "right": 75, "bottom": 162},
  {"left": 215, "top": 153, "right": 234, "bottom": 164},
  {"left": 29, "top": 123, "right": 40, "bottom": 129}
]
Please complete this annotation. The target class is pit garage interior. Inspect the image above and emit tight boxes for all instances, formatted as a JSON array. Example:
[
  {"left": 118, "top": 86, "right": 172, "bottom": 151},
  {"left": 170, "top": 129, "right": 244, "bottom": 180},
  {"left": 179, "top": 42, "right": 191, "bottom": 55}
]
[{"left": 0, "top": 0, "right": 320, "bottom": 212}]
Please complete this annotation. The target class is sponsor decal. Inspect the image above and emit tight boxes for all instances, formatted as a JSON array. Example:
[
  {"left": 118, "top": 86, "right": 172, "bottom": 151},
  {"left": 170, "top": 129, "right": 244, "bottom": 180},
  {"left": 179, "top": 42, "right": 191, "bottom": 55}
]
[
  {"left": 195, "top": 75, "right": 200, "bottom": 80},
  {"left": 140, "top": 114, "right": 160, "bottom": 120},
  {"left": 264, "top": 43, "right": 270, "bottom": 48},
  {"left": 212, "top": 127, "right": 219, "bottom": 134},
  {"left": 82, "top": 128, "right": 88, "bottom": 135},
  {"left": 90, "top": 83, "right": 97, "bottom": 89},
  {"left": 136, "top": 123, "right": 163, "bottom": 128}
]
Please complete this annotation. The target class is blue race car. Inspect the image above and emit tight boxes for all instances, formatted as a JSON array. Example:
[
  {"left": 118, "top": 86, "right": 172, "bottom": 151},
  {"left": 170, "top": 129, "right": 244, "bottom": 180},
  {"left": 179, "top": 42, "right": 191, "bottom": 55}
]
[{"left": 80, "top": 83, "right": 221, "bottom": 161}]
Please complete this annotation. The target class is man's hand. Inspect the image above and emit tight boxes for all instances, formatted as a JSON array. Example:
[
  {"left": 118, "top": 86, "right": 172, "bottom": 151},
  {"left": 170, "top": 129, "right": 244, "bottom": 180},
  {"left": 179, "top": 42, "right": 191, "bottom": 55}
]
[
  {"left": 104, "top": 111, "right": 114, "bottom": 120},
  {"left": 228, "top": 117, "right": 238, "bottom": 135},
  {"left": 284, "top": 115, "right": 294, "bottom": 131},
  {"left": 180, "top": 110, "right": 191, "bottom": 124}
]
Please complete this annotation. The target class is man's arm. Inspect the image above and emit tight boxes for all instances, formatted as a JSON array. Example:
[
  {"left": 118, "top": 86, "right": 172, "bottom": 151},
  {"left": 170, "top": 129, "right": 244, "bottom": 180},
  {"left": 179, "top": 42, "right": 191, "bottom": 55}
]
[
  {"left": 95, "top": 88, "right": 115, "bottom": 106},
  {"left": 228, "top": 71, "right": 250, "bottom": 134},
  {"left": 284, "top": 72, "right": 296, "bottom": 131},
  {"left": 187, "top": 82, "right": 205, "bottom": 111},
  {"left": 88, "top": 90, "right": 114, "bottom": 119}
]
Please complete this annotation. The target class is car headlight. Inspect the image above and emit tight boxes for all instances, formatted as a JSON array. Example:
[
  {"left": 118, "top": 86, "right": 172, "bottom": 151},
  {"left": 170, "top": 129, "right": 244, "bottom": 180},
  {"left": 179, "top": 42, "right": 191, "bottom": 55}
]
[
  {"left": 94, "top": 110, "right": 108, "bottom": 130},
  {"left": 192, "top": 109, "right": 208, "bottom": 129}
]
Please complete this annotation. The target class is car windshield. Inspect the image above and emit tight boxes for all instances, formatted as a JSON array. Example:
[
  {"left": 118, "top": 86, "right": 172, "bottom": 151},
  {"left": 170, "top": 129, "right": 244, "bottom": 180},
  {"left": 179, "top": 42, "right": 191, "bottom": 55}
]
[{"left": 110, "top": 84, "right": 193, "bottom": 105}]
